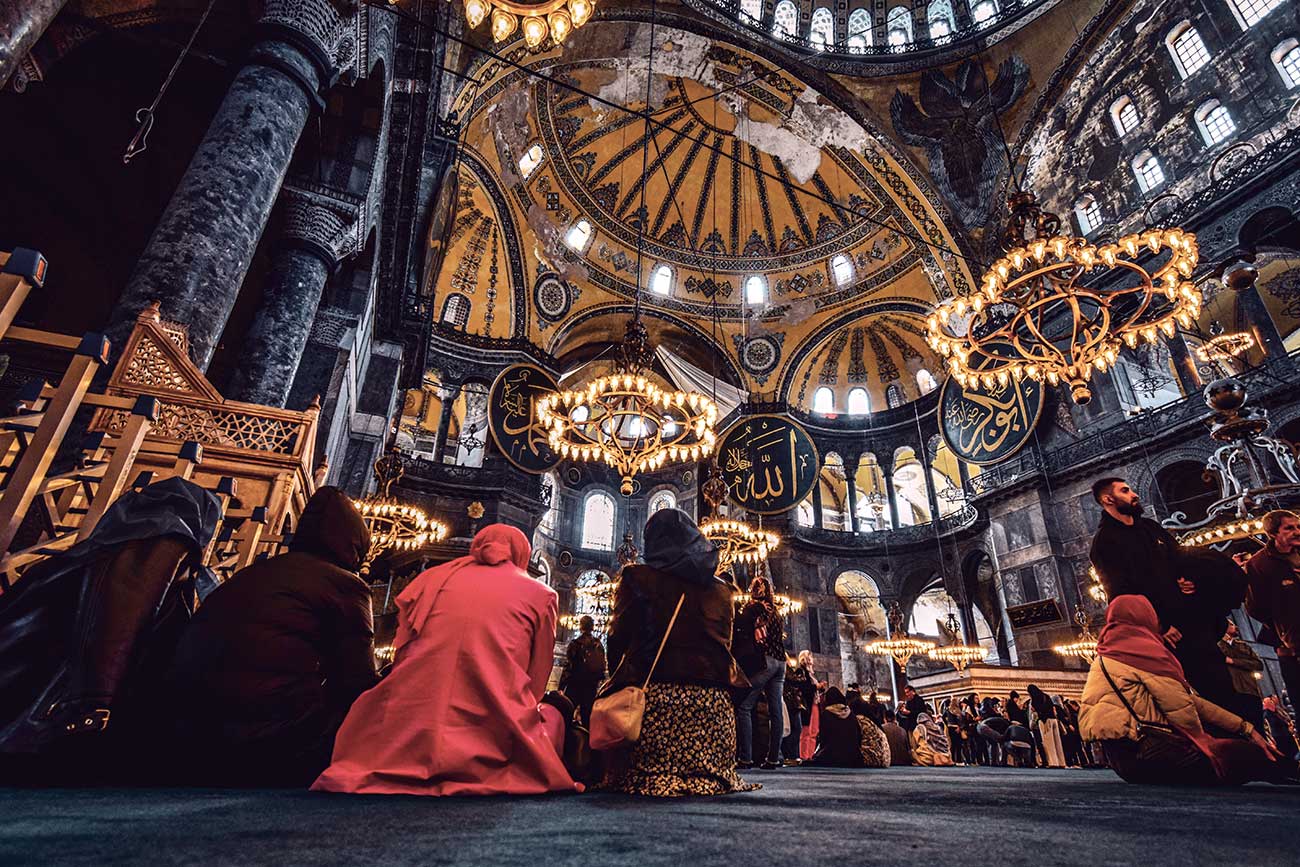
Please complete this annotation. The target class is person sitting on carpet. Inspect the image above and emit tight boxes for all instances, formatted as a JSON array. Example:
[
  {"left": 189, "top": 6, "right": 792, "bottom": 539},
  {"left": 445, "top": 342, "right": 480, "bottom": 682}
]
[
  {"left": 163, "top": 487, "right": 377, "bottom": 787},
  {"left": 910, "top": 712, "right": 955, "bottom": 766},
  {"left": 1079, "top": 595, "right": 1295, "bottom": 786},
  {"left": 881, "top": 707, "right": 912, "bottom": 766},
  {"left": 601, "top": 509, "right": 756, "bottom": 797},
  {"left": 312, "top": 524, "right": 579, "bottom": 796},
  {"left": 810, "top": 687, "right": 888, "bottom": 768}
]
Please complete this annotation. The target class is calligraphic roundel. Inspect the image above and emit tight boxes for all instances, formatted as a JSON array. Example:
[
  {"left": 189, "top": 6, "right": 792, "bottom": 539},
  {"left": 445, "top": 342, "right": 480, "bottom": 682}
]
[
  {"left": 939, "top": 364, "right": 1044, "bottom": 466},
  {"left": 488, "top": 364, "right": 561, "bottom": 473},
  {"left": 717, "top": 415, "right": 820, "bottom": 515}
]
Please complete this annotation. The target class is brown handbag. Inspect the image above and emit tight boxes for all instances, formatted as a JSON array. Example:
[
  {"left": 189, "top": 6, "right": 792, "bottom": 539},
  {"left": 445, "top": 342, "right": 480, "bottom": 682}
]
[{"left": 588, "top": 594, "right": 685, "bottom": 751}]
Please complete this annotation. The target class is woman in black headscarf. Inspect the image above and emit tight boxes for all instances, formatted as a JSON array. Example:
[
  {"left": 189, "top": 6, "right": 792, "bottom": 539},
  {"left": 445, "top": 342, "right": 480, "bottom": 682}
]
[
  {"left": 1028, "top": 683, "right": 1066, "bottom": 768},
  {"left": 602, "top": 509, "right": 757, "bottom": 797}
]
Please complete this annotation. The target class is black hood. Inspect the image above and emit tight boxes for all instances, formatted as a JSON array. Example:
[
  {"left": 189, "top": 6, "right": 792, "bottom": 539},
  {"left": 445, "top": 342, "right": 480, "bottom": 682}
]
[
  {"left": 642, "top": 508, "right": 720, "bottom": 585},
  {"left": 289, "top": 487, "right": 370, "bottom": 573}
]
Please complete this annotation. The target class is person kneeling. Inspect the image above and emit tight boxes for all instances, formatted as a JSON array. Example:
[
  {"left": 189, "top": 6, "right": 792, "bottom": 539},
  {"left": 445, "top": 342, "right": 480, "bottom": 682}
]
[
  {"left": 312, "top": 524, "right": 579, "bottom": 796},
  {"left": 910, "top": 712, "right": 955, "bottom": 766},
  {"left": 1079, "top": 595, "right": 1296, "bottom": 786}
]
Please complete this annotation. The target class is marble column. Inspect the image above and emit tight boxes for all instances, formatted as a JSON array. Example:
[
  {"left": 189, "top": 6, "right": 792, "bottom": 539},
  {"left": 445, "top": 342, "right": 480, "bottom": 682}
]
[
  {"left": 228, "top": 184, "right": 362, "bottom": 406},
  {"left": 882, "top": 464, "right": 901, "bottom": 530},
  {"left": 811, "top": 478, "right": 824, "bottom": 529},
  {"left": 432, "top": 384, "right": 460, "bottom": 464},
  {"left": 1167, "top": 335, "right": 1201, "bottom": 395},
  {"left": 0, "top": 0, "right": 65, "bottom": 91},
  {"left": 110, "top": 1, "right": 359, "bottom": 371},
  {"left": 1224, "top": 261, "right": 1286, "bottom": 359},
  {"left": 844, "top": 455, "right": 861, "bottom": 534},
  {"left": 921, "top": 452, "right": 942, "bottom": 523}
]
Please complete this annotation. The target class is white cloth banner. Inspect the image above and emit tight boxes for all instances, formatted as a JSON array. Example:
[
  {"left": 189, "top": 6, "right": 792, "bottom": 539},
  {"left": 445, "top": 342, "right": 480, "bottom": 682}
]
[{"left": 655, "top": 345, "right": 747, "bottom": 420}]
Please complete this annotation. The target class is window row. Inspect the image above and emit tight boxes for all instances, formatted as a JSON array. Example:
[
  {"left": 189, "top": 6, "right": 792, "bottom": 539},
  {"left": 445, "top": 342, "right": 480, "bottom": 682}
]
[
  {"left": 811, "top": 371, "right": 938, "bottom": 415},
  {"left": 580, "top": 489, "right": 679, "bottom": 551},
  {"left": 758, "top": 0, "right": 1002, "bottom": 50},
  {"left": 1165, "top": 4, "right": 1288, "bottom": 82}
]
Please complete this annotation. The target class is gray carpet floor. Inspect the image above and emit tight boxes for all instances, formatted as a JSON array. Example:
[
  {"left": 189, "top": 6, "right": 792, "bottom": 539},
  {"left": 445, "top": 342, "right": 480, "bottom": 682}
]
[{"left": 1, "top": 766, "right": 1296, "bottom": 866}]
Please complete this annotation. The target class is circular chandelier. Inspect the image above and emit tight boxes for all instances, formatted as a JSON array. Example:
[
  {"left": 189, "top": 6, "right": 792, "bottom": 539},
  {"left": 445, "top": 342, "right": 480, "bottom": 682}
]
[
  {"left": 1053, "top": 609, "right": 1099, "bottom": 663},
  {"left": 927, "top": 218, "right": 1202, "bottom": 406},
  {"left": 536, "top": 322, "right": 718, "bottom": 496},
  {"left": 925, "top": 610, "right": 987, "bottom": 670},
  {"left": 462, "top": 0, "right": 594, "bottom": 49},
  {"left": 863, "top": 601, "right": 935, "bottom": 670},
  {"left": 560, "top": 612, "right": 610, "bottom": 632},
  {"left": 1195, "top": 331, "right": 1255, "bottom": 363},
  {"left": 732, "top": 591, "right": 804, "bottom": 615},
  {"left": 700, "top": 518, "right": 780, "bottom": 572},
  {"left": 353, "top": 451, "right": 447, "bottom": 574}
]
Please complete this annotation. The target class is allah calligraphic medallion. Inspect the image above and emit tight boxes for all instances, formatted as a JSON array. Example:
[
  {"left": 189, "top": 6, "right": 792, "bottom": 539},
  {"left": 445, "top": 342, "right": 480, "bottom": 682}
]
[
  {"left": 939, "top": 354, "right": 1044, "bottom": 465},
  {"left": 717, "top": 415, "right": 820, "bottom": 515},
  {"left": 488, "top": 364, "right": 561, "bottom": 473}
]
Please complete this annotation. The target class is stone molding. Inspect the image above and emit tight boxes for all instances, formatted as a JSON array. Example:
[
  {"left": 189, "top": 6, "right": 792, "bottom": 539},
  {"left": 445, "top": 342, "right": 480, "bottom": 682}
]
[
  {"left": 260, "top": 0, "right": 365, "bottom": 88},
  {"left": 280, "top": 181, "right": 365, "bottom": 266}
]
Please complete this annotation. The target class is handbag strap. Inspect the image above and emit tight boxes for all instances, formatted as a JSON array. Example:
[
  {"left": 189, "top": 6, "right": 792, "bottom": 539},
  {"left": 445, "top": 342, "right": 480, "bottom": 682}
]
[
  {"left": 1098, "top": 657, "right": 1175, "bottom": 734},
  {"left": 641, "top": 594, "right": 686, "bottom": 691}
]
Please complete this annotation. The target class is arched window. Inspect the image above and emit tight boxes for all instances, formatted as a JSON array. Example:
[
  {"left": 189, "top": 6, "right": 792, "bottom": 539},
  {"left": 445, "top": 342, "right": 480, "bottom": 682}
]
[
  {"left": 886, "top": 6, "right": 912, "bottom": 46},
  {"left": 928, "top": 0, "right": 955, "bottom": 41},
  {"left": 739, "top": 0, "right": 762, "bottom": 22},
  {"left": 1227, "top": 0, "right": 1283, "bottom": 30},
  {"left": 518, "top": 143, "right": 544, "bottom": 179},
  {"left": 1273, "top": 39, "right": 1300, "bottom": 88},
  {"left": 916, "top": 368, "right": 938, "bottom": 394},
  {"left": 649, "top": 489, "right": 677, "bottom": 515},
  {"left": 847, "top": 387, "right": 870, "bottom": 415},
  {"left": 566, "top": 218, "right": 594, "bottom": 252},
  {"left": 1132, "top": 150, "right": 1165, "bottom": 193},
  {"left": 745, "top": 274, "right": 767, "bottom": 305},
  {"left": 581, "top": 491, "right": 616, "bottom": 551},
  {"left": 796, "top": 500, "right": 815, "bottom": 527},
  {"left": 1194, "top": 99, "right": 1237, "bottom": 146},
  {"left": 847, "top": 9, "right": 872, "bottom": 52},
  {"left": 830, "top": 253, "right": 854, "bottom": 287},
  {"left": 441, "top": 293, "right": 470, "bottom": 329},
  {"left": 772, "top": 0, "right": 798, "bottom": 39},
  {"left": 813, "top": 386, "right": 835, "bottom": 414},
  {"left": 1166, "top": 23, "right": 1210, "bottom": 79},
  {"left": 885, "top": 383, "right": 905, "bottom": 408},
  {"left": 971, "top": 0, "right": 999, "bottom": 25},
  {"left": 810, "top": 7, "right": 834, "bottom": 50},
  {"left": 1075, "top": 195, "right": 1101, "bottom": 235},
  {"left": 651, "top": 264, "right": 673, "bottom": 295},
  {"left": 1109, "top": 95, "right": 1140, "bottom": 136}
]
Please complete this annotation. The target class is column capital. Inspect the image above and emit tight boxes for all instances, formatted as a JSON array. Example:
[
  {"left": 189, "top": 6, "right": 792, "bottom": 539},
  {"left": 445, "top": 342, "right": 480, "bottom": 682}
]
[
  {"left": 259, "top": 0, "right": 365, "bottom": 90},
  {"left": 280, "top": 181, "right": 365, "bottom": 268}
]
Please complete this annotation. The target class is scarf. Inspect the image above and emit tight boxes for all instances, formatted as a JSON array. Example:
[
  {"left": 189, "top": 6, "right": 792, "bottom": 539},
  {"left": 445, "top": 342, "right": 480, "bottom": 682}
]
[{"left": 1097, "top": 595, "right": 1189, "bottom": 687}]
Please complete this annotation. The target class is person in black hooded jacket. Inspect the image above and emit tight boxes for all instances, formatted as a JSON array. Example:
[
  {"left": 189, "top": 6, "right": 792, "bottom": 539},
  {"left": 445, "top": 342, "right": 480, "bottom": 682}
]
[{"left": 162, "top": 487, "right": 378, "bottom": 787}]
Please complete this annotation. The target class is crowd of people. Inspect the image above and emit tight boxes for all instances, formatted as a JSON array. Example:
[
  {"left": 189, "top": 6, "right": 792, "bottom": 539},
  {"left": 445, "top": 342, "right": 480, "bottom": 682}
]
[{"left": 2, "top": 477, "right": 1300, "bottom": 798}]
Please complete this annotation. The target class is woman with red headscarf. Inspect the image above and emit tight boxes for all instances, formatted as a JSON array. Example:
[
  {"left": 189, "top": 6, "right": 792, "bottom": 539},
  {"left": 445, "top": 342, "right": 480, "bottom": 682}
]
[
  {"left": 1078, "top": 594, "right": 1294, "bottom": 785},
  {"left": 312, "top": 524, "right": 579, "bottom": 796}
]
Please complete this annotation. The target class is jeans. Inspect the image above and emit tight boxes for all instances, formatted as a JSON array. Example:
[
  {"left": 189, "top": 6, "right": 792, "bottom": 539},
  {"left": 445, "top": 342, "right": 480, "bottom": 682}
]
[{"left": 737, "top": 656, "right": 785, "bottom": 763}]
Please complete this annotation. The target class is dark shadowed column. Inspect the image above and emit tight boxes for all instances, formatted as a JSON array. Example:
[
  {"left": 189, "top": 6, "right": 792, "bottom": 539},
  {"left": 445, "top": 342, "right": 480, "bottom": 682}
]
[
  {"left": 0, "top": 0, "right": 66, "bottom": 91},
  {"left": 110, "top": 1, "right": 358, "bottom": 371},
  {"left": 228, "top": 185, "right": 361, "bottom": 406},
  {"left": 844, "top": 454, "right": 860, "bottom": 534}
]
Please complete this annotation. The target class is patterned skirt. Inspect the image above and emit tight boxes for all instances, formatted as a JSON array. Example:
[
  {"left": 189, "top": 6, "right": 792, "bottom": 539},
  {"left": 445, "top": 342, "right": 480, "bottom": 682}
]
[{"left": 603, "top": 683, "right": 762, "bottom": 798}]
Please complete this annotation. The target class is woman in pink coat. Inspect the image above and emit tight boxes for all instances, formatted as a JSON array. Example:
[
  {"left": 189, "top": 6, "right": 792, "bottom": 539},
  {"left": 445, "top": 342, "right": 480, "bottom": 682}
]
[{"left": 312, "top": 524, "right": 578, "bottom": 796}]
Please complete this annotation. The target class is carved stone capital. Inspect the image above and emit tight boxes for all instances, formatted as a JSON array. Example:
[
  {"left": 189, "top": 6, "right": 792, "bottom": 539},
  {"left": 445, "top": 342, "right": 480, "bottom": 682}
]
[
  {"left": 279, "top": 181, "right": 365, "bottom": 267},
  {"left": 259, "top": 0, "right": 364, "bottom": 88}
]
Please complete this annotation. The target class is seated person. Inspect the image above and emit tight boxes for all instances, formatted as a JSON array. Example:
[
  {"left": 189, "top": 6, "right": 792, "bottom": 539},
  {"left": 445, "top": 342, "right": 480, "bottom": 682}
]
[
  {"left": 1079, "top": 595, "right": 1295, "bottom": 786},
  {"left": 163, "top": 487, "right": 377, "bottom": 787},
  {"left": 976, "top": 699, "right": 1010, "bottom": 767},
  {"left": 880, "top": 707, "right": 912, "bottom": 766},
  {"left": 910, "top": 712, "right": 956, "bottom": 767},
  {"left": 313, "top": 524, "right": 578, "bottom": 796},
  {"left": 812, "top": 688, "right": 890, "bottom": 768}
]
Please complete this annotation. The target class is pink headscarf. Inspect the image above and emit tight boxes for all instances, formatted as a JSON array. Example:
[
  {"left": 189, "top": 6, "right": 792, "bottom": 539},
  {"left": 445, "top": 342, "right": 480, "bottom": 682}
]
[
  {"left": 1097, "top": 595, "right": 1189, "bottom": 688},
  {"left": 394, "top": 524, "right": 532, "bottom": 651}
]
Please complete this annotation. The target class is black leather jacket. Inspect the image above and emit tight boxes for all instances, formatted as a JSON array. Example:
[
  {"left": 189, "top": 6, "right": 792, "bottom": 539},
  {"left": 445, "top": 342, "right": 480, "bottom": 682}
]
[{"left": 604, "top": 563, "right": 748, "bottom": 693}]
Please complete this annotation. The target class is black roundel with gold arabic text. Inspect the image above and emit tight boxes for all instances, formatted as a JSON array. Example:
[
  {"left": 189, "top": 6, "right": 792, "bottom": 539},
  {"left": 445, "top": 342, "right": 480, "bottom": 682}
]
[
  {"left": 488, "top": 364, "right": 561, "bottom": 473},
  {"left": 939, "top": 368, "right": 1044, "bottom": 466},
  {"left": 717, "top": 414, "right": 820, "bottom": 515}
]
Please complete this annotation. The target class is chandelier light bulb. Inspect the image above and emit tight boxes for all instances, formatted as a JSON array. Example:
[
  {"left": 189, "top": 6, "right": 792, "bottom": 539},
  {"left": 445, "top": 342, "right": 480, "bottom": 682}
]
[
  {"left": 548, "top": 9, "right": 572, "bottom": 41},
  {"left": 491, "top": 8, "right": 517, "bottom": 41},
  {"left": 464, "top": 0, "right": 489, "bottom": 28},
  {"left": 569, "top": 0, "right": 593, "bottom": 26},
  {"left": 521, "top": 15, "right": 548, "bottom": 48}
]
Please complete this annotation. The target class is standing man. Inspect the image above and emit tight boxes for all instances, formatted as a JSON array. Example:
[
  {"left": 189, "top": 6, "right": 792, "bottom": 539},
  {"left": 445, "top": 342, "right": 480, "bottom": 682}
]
[
  {"left": 1220, "top": 618, "right": 1266, "bottom": 728},
  {"left": 1088, "top": 477, "right": 1183, "bottom": 639},
  {"left": 559, "top": 615, "right": 605, "bottom": 728},
  {"left": 1244, "top": 509, "right": 1300, "bottom": 706},
  {"left": 896, "top": 683, "right": 928, "bottom": 733}
]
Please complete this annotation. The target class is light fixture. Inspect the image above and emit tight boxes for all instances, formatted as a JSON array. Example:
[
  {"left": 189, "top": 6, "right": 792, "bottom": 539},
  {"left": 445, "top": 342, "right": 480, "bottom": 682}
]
[
  {"left": 1195, "top": 331, "right": 1255, "bottom": 363},
  {"left": 864, "top": 601, "right": 936, "bottom": 670},
  {"left": 352, "top": 450, "right": 448, "bottom": 575},
  {"left": 560, "top": 612, "right": 611, "bottom": 631},
  {"left": 700, "top": 518, "right": 780, "bottom": 573},
  {"left": 1053, "top": 608, "right": 1099, "bottom": 663},
  {"left": 926, "top": 609, "right": 987, "bottom": 670},
  {"left": 463, "top": 0, "right": 595, "bottom": 48},
  {"left": 1086, "top": 566, "right": 1108, "bottom": 604},
  {"left": 536, "top": 321, "right": 719, "bottom": 495},
  {"left": 732, "top": 591, "right": 804, "bottom": 615}
]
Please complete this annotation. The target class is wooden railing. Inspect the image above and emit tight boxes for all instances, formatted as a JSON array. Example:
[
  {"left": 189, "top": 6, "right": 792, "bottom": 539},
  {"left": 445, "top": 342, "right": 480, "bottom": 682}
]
[{"left": 0, "top": 249, "right": 323, "bottom": 587}]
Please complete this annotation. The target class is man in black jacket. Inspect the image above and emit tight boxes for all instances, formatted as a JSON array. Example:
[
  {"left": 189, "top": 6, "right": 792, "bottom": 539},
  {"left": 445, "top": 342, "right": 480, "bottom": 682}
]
[
  {"left": 163, "top": 487, "right": 378, "bottom": 787},
  {"left": 1246, "top": 509, "right": 1300, "bottom": 707},
  {"left": 1088, "top": 477, "right": 1184, "bottom": 641},
  {"left": 560, "top": 615, "right": 605, "bottom": 727}
]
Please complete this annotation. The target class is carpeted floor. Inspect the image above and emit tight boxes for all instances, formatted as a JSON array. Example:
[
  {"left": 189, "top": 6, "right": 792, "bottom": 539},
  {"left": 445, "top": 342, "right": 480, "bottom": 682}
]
[{"left": 1, "top": 766, "right": 1296, "bottom": 866}]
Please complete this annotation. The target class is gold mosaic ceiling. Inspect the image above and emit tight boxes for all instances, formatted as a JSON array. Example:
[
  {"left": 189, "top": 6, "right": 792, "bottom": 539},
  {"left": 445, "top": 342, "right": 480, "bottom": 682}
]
[{"left": 432, "top": 23, "right": 973, "bottom": 408}]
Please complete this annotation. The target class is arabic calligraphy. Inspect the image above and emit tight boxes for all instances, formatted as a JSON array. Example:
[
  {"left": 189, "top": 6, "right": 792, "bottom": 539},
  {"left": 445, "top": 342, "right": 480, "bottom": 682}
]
[
  {"left": 939, "top": 371, "right": 1043, "bottom": 465},
  {"left": 717, "top": 415, "right": 819, "bottom": 514},
  {"left": 488, "top": 365, "right": 561, "bottom": 473}
]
